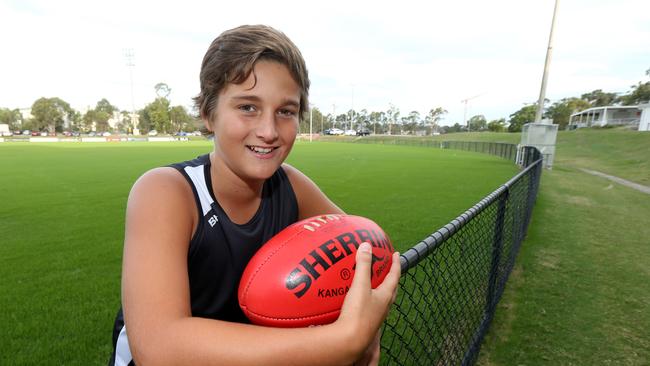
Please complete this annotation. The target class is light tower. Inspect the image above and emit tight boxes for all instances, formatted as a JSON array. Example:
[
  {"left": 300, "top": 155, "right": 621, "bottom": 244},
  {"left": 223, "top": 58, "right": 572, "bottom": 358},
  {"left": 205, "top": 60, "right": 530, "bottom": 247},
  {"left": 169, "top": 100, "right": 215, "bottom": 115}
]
[
  {"left": 534, "top": 0, "right": 560, "bottom": 123},
  {"left": 123, "top": 48, "right": 136, "bottom": 135}
]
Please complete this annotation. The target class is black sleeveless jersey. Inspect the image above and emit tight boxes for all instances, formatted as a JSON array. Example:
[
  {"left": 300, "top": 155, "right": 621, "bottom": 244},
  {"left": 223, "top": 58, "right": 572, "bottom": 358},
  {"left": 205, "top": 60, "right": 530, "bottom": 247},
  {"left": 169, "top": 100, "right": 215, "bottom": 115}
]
[{"left": 109, "top": 154, "right": 299, "bottom": 365}]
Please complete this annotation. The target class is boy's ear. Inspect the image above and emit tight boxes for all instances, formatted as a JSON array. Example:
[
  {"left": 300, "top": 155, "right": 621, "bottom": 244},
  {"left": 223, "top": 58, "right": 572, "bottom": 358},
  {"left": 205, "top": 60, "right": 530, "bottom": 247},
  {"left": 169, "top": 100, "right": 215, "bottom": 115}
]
[{"left": 202, "top": 117, "right": 212, "bottom": 132}]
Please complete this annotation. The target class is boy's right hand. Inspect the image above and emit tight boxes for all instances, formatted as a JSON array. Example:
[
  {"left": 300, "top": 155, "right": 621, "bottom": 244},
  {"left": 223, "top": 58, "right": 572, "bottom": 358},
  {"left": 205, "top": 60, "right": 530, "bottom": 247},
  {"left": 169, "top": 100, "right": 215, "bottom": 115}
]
[{"left": 335, "top": 242, "right": 401, "bottom": 363}]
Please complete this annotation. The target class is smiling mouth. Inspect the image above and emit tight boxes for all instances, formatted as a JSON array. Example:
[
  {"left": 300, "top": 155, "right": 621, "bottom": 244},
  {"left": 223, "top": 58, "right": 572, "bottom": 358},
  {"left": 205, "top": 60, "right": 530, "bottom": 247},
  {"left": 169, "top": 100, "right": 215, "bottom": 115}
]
[{"left": 247, "top": 145, "right": 277, "bottom": 155}]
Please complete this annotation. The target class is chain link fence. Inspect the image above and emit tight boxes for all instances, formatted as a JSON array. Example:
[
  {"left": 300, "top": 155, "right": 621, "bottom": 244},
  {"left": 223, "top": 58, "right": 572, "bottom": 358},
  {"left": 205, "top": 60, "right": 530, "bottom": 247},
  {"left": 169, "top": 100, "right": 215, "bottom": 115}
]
[
  {"left": 320, "top": 135, "right": 519, "bottom": 162},
  {"left": 440, "top": 141, "right": 518, "bottom": 162},
  {"left": 380, "top": 145, "right": 542, "bottom": 365}
]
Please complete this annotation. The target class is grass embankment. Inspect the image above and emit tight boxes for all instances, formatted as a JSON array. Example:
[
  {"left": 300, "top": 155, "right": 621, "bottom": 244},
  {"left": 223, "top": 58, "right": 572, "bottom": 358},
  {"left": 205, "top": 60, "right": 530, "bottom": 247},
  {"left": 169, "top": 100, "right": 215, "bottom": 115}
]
[{"left": 0, "top": 141, "right": 516, "bottom": 365}]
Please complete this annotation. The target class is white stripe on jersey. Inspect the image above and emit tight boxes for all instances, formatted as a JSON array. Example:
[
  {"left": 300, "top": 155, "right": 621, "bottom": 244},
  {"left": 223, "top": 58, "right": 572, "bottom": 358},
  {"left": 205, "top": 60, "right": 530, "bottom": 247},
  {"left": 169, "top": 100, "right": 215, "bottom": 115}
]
[
  {"left": 184, "top": 165, "right": 215, "bottom": 216},
  {"left": 115, "top": 325, "right": 133, "bottom": 366}
]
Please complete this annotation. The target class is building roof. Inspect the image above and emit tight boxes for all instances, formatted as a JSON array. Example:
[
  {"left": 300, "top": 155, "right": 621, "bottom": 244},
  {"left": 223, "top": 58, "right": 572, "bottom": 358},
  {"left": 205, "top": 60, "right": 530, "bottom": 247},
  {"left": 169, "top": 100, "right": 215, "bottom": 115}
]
[{"left": 570, "top": 105, "right": 639, "bottom": 118}]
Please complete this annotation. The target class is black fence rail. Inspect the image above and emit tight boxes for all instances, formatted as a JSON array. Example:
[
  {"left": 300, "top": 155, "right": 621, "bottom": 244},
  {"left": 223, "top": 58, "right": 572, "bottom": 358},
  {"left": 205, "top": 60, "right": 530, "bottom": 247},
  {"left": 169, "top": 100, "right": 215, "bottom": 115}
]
[{"left": 380, "top": 146, "right": 542, "bottom": 365}]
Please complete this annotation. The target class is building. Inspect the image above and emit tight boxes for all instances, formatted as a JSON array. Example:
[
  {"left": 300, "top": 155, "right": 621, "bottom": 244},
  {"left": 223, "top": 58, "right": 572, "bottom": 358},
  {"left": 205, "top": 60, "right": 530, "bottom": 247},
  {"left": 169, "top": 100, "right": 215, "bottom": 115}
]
[{"left": 568, "top": 104, "right": 650, "bottom": 131}]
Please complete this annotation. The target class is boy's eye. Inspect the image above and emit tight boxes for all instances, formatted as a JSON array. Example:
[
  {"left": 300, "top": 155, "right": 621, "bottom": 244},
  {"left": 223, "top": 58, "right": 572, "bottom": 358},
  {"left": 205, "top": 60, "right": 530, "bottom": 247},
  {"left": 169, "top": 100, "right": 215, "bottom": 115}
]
[
  {"left": 239, "top": 105, "right": 256, "bottom": 113},
  {"left": 278, "top": 109, "right": 296, "bottom": 117}
]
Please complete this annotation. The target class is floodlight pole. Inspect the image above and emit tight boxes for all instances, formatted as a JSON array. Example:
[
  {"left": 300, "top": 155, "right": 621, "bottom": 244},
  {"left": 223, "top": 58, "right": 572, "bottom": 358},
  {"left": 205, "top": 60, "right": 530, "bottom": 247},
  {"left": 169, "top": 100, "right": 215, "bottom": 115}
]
[
  {"left": 534, "top": 0, "right": 560, "bottom": 123},
  {"left": 124, "top": 48, "right": 136, "bottom": 134}
]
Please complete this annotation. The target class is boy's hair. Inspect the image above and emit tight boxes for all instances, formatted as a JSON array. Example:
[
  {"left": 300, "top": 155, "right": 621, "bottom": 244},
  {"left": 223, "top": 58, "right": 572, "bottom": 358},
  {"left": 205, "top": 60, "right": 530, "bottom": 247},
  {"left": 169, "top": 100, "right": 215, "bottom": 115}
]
[{"left": 194, "top": 25, "right": 310, "bottom": 124}]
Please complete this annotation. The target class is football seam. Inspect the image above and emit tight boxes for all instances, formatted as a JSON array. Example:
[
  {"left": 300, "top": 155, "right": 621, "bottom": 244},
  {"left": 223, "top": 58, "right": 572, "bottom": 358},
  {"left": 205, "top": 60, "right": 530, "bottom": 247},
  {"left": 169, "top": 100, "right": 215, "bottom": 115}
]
[
  {"left": 241, "top": 304, "right": 341, "bottom": 322},
  {"left": 240, "top": 227, "right": 309, "bottom": 305}
]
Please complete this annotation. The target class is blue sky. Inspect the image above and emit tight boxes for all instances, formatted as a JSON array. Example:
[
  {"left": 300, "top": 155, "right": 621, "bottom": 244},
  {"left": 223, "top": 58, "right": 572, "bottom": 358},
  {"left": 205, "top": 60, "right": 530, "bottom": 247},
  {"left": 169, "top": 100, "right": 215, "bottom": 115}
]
[{"left": 1, "top": 0, "right": 649, "bottom": 125}]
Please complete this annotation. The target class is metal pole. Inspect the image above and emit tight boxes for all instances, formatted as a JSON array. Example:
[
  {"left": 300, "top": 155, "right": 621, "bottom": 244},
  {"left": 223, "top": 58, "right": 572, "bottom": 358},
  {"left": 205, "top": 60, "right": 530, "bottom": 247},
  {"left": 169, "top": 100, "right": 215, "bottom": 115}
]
[
  {"left": 124, "top": 48, "right": 136, "bottom": 135},
  {"left": 534, "top": 0, "right": 560, "bottom": 123}
]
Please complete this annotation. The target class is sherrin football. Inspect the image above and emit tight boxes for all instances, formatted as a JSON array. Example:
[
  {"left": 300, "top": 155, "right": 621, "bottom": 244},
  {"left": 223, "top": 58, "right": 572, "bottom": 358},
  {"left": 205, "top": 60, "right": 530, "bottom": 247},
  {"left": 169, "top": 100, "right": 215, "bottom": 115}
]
[{"left": 238, "top": 214, "right": 394, "bottom": 328}]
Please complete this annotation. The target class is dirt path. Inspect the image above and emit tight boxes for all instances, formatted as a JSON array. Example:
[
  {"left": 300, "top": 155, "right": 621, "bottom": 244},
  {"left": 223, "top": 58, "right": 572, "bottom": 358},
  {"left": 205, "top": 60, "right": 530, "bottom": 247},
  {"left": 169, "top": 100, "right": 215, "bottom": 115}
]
[{"left": 580, "top": 168, "right": 650, "bottom": 195}]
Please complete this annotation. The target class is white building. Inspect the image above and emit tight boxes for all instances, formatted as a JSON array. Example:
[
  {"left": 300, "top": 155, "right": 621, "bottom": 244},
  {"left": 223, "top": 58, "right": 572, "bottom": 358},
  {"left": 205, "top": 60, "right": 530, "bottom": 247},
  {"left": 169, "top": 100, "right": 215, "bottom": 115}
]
[{"left": 568, "top": 105, "right": 650, "bottom": 131}]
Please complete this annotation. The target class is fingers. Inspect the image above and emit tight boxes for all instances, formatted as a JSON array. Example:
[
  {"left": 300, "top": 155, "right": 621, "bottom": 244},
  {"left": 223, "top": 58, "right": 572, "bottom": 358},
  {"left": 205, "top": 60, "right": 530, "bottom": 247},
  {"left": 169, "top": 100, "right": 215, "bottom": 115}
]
[
  {"left": 349, "top": 242, "right": 373, "bottom": 292},
  {"left": 376, "top": 251, "right": 401, "bottom": 298}
]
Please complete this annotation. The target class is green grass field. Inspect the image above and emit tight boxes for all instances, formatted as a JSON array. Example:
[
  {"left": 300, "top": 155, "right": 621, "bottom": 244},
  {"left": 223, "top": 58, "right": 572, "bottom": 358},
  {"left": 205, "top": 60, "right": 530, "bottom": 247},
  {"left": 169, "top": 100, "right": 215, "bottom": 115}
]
[{"left": 0, "top": 140, "right": 517, "bottom": 365}]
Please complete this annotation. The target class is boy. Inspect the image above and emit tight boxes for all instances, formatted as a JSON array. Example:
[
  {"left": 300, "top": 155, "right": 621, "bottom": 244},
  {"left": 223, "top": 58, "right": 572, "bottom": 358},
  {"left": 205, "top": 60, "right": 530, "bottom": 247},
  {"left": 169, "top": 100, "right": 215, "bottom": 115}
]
[{"left": 110, "top": 25, "right": 400, "bottom": 365}]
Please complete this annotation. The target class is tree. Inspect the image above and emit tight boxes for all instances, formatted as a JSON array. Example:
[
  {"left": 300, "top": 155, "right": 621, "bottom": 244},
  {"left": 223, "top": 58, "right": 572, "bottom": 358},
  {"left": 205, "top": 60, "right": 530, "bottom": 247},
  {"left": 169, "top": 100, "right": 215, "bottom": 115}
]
[
  {"left": 424, "top": 107, "right": 447, "bottom": 134},
  {"left": 82, "top": 109, "right": 97, "bottom": 132},
  {"left": 386, "top": 104, "right": 400, "bottom": 135},
  {"left": 352, "top": 109, "right": 368, "bottom": 129},
  {"left": 619, "top": 81, "right": 650, "bottom": 105},
  {"left": 30, "top": 97, "right": 74, "bottom": 132},
  {"left": 441, "top": 123, "right": 463, "bottom": 133},
  {"left": 94, "top": 98, "right": 118, "bottom": 132},
  {"left": 402, "top": 111, "right": 420, "bottom": 134},
  {"left": 68, "top": 110, "right": 82, "bottom": 132},
  {"left": 335, "top": 113, "right": 347, "bottom": 128},
  {"left": 141, "top": 97, "right": 171, "bottom": 133},
  {"left": 545, "top": 97, "right": 590, "bottom": 129},
  {"left": 508, "top": 104, "right": 537, "bottom": 132},
  {"left": 169, "top": 105, "right": 193, "bottom": 132},
  {"left": 468, "top": 115, "right": 487, "bottom": 131},
  {"left": 116, "top": 111, "right": 132, "bottom": 133},
  {"left": 580, "top": 89, "right": 618, "bottom": 107},
  {"left": 0, "top": 108, "right": 22, "bottom": 131},
  {"left": 487, "top": 118, "right": 506, "bottom": 132}
]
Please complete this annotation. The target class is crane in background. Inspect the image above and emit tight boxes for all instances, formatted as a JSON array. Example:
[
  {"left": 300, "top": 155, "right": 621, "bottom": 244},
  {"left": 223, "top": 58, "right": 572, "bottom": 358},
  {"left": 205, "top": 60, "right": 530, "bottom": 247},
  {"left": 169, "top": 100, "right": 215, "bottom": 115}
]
[{"left": 461, "top": 93, "right": 484, "bottom": 132}]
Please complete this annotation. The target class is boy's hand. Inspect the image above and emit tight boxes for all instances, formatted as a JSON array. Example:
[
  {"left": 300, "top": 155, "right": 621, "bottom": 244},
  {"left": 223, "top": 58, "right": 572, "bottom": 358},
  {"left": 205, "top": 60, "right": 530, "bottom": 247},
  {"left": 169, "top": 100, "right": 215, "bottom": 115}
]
[{"left": 336, "top": 242, "right": 401, "bottom": 363}]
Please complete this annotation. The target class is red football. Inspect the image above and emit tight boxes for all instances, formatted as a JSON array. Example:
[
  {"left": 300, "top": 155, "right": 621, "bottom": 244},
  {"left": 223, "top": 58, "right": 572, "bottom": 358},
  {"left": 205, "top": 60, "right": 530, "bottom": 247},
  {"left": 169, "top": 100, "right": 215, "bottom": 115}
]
[{"left": 238, "top": 214, "right": 394, "bottom": 328}]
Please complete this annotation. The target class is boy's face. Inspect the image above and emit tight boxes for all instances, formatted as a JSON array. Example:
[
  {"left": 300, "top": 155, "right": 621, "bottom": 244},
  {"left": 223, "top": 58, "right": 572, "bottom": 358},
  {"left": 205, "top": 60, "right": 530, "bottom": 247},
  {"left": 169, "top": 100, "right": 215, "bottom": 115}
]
[{"left": 207, "top": 60, "right": 300, "bottom": 183}]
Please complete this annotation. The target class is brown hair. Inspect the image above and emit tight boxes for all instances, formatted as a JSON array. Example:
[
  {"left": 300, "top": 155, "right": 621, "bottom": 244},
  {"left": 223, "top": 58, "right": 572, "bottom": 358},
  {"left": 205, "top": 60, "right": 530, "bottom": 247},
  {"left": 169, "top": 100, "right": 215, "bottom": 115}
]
[{"left": 194, "top": 25, "right": 310, "bottom": 126}]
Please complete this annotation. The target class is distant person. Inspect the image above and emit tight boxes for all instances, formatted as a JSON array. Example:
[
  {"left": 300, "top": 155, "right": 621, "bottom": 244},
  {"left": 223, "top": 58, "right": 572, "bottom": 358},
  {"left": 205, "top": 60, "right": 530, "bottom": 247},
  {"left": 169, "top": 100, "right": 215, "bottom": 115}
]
[{"left": 109, "top": 24, "right": 400, "bottom": 365}]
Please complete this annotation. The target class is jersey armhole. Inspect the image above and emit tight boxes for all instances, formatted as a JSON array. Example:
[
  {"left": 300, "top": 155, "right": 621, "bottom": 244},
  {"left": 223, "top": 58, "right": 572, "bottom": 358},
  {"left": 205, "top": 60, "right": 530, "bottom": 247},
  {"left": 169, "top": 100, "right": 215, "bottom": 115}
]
[{"left": 170, "top": 167, "right": 204, "bottom": 255}]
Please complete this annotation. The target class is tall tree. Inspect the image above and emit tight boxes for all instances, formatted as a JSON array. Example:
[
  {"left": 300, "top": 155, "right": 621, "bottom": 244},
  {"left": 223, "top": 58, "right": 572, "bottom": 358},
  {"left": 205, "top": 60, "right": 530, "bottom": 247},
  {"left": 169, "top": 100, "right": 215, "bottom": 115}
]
[
  {"left": 141, "top": 97, "right": 171, "bottom": 133},
  {"left": 619, "top": 82, "right": 650, "bottom": 105},
  {"left": 94, "top": 98, "right": 118, "bottom": 132},
  {"left": 545, "top": 97, "right": 590, "bottom": 129},
  {"left": 169, "top": 105, "right": 193, "bottom": 132},
  {"left": 386, "top": 104, "right": 400, "bottom": 135},
  {"left": 508, "top": 104, "right": 537, "bottom": 132},
  {"left": 30, "top": 97, "right": 74, "bottom": 132},
  {"left": 369, "top": 111, "right": 386, "bottom": 134},
  {"left": 0, "top": 108, "right": 22, "bottom": 131},
  {"left": 424, "top": 107, "right": 447, "bottom": 134},
  {"left": 402, "top": 111, "right": 420, "bottom": 134},
  {"left": 441, "top": 123, "right": 463, "bottom": 133},
  {"left": 580, "top": 89, "right": 618, "bottom": 107},
  {"left": 82, "top": 109, "right": 97, "bottom": 132},
  {"left": 487, "top": 118, "right": 506, "bottom": 132},
  {"left": 354, "top": 109, "right": 368, "bottom": 128},
  {"left": 468, "top": 115, "right": 487, "bottom": 131}
]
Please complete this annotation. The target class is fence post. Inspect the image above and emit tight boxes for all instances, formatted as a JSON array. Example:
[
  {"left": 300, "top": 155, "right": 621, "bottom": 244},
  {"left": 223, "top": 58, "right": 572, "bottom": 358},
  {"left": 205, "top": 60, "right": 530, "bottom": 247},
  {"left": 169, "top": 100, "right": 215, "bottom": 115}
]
[
  {"left": 461, "top": 188, "right": 508, "bottom": 366},
  {"left": 487, "top": 188, "right": 508, "bottom": 316}
]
